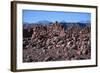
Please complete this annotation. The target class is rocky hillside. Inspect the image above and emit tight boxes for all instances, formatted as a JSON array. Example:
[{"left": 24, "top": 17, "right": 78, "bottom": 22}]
[{"left": 23, "top": 21, "right": 91, "bottom": 62}]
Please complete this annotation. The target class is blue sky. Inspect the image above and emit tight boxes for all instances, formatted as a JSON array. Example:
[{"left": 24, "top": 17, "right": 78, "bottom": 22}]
[{"left": 23, "top": 10, "right": 91, "bottom": 23}]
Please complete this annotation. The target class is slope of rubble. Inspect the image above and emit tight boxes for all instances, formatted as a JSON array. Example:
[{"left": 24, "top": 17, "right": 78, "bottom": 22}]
[{"left": 23, "top": 21, "right": 91, "bottom": 62}]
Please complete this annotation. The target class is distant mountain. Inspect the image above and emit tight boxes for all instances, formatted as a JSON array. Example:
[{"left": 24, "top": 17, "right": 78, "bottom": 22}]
[
  {"left": 23, "top": 21, "right": 91, "bottom": 30},
  {"left": 77, "top": 20, "right": 91, "bottom": 27},
  {"left": 80, "top": 20, "right": 91, "bottom": 24},
  {"left": 37, "top": 20, "right": 52, "bottom": 25}
]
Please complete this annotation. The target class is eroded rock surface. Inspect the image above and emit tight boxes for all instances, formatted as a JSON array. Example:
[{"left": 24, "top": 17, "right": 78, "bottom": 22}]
[{"left": 23, "top": 22, "right": 91, "bottom": 62}]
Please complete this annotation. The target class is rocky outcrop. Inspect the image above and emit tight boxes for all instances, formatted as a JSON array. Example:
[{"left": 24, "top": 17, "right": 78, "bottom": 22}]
[{"left": 23, "top": 21, "right": 91, "bottom": 62}]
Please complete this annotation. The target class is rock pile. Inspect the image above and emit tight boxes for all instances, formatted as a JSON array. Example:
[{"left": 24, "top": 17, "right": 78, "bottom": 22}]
[{"left": 23, "top": 21, "right": 91, "bottom": 62}]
